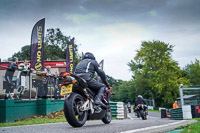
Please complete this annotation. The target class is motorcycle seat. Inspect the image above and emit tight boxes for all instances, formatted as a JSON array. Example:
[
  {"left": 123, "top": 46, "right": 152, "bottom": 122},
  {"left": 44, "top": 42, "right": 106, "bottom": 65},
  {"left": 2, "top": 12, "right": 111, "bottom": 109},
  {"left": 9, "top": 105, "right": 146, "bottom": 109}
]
[{"left": 72, "top": 74, "right": 88, "bottom": 88}]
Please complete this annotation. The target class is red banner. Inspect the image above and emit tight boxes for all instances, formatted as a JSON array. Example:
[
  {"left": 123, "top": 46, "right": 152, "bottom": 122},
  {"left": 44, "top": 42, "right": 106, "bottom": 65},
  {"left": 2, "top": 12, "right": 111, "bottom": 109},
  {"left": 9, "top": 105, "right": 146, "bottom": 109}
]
[{"left": 0, "top": 61, "right": 66, "bottom": 70}]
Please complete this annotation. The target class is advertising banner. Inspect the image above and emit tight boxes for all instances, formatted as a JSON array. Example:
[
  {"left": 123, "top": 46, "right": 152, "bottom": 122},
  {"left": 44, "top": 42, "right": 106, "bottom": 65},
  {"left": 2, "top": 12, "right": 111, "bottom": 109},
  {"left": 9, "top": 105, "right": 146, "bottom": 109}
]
[
  {"left": 66, "top": 38, "right": 75, "bottom": 73},
  {"left": 30, "top": 18, "right": 45, "bottom": 70}
]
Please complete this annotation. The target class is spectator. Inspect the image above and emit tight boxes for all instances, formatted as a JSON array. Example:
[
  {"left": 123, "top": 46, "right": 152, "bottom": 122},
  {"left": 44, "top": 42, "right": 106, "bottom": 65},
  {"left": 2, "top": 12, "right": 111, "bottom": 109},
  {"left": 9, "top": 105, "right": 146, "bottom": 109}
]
[
  {"left": 43, "top": 66, "right": 53, "bottom": 99},
  {"left": 4, "top": 57, "right": 18, "bottom": 99},
  {"left": 45, "top": 66, "right": 53, "bottom": 76},
  {"left": 173, "top": 101, "right": 179, "bottom": 109},
  {"left": 17, "top": 60, "right": 30, "bottom": 98}
]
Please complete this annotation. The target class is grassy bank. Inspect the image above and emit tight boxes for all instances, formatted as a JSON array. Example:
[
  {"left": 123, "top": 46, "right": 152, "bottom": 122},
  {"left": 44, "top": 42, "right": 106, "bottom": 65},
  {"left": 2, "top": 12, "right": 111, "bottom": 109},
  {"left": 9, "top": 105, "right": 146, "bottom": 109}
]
[
  {"left": 0, "top": 111, "right": 66, "bottom": 127},
  {"left": 181, "top": 118, "right": 200, "bottom": 133}
]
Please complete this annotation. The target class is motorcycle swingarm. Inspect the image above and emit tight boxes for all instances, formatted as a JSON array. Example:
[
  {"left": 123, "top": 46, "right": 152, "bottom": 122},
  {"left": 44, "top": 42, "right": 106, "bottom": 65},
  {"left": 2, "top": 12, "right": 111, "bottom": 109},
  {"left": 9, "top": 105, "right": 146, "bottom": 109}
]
[{"left": 80, "top": 99, "right": 94, "bottom": 114}]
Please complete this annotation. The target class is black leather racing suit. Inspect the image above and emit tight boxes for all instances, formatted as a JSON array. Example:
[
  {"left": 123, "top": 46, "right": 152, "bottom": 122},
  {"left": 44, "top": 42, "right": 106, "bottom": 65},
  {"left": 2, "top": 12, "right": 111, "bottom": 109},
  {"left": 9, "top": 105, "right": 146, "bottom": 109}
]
[
  {"left": 134, "top": 97, "right": 147, "bottom": 112},
  {"left": 135, "top": 97, "right": 146, "bottom": 107},
  {"left": 75, "top": 52, "right": 109, "bottom": 105}
]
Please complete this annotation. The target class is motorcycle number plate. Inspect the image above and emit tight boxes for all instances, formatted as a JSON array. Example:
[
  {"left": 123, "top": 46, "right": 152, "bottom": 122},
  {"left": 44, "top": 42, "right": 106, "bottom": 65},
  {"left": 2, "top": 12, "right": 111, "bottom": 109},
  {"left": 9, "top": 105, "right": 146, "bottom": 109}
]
[{"left": 60, "top": 84, "right": 73, "bottom": 95}]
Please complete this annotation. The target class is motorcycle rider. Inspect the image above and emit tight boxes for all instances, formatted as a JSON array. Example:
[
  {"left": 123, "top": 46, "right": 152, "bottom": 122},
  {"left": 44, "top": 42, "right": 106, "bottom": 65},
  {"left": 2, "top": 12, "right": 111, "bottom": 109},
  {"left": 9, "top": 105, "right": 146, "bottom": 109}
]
[
  {"left": 134, "top": 95, "right": 147, "bottom": 112},
  {"left": 75, "top": 52, "right": 110, "bottom": 108},
  {"left": 127, "top": 102, "right": 131, "bottom": 113},
  {"left": 135, "top": 95, "right": 146, "bottom": 106},
  {"left": 127, "top": 102, "right": 131, "bottom": 108}
]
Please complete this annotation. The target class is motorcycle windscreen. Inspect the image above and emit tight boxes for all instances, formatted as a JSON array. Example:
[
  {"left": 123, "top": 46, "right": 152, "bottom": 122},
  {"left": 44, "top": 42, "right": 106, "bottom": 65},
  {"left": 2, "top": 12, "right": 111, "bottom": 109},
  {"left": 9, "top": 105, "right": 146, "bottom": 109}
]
[{"left": 60, "top": 84, "right": 73, "bottom": 95}]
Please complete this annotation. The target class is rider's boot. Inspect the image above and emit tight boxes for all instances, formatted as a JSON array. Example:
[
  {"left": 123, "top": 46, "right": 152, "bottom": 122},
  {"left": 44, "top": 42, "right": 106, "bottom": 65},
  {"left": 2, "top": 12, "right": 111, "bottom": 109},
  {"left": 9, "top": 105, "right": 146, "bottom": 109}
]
[{"left": 94, "top": 87, "right": 107, "bottom": 109}]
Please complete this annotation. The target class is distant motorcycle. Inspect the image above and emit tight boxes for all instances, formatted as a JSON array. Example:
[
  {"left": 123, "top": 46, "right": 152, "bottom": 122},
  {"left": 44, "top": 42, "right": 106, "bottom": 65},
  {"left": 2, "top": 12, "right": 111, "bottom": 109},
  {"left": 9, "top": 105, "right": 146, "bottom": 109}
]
[
  {"left": 128, "top": 107, "right": 131, "bottom": 113},
  {"left": 59, "top": 72, "right": 112, "bottom": 127},
  {"left": 135, "top": 104, "right": 147, "bottom": 120}
]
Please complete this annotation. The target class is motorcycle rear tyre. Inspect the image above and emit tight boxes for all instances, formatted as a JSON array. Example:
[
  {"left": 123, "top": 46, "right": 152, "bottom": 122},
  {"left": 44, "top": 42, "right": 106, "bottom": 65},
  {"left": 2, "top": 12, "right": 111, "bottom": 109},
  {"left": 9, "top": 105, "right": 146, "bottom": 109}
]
[
  {"left": 64, "top": 93, "right": 87, "bottom": 127},
  {"left": 140, "top": 110, "right": 145, "bottom": 120}
]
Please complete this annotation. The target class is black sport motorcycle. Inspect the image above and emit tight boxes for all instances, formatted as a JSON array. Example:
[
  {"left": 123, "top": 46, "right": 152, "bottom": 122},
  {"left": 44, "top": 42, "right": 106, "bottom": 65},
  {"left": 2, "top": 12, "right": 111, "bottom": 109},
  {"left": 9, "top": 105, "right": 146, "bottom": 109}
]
[
  {"left": 135, "top": 104, "right": 147, "bottom": 120},
  {"left": 59, "top": 72, "right": 112, "bottom": 127}
]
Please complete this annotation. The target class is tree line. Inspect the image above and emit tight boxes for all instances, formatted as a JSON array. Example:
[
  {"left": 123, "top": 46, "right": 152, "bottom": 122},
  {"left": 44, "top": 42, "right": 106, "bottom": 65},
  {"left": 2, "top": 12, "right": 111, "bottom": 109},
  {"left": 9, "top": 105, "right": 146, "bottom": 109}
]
[
  {"left": 111, "top": 41, "right": 200, "bottom": 108},
  {"left": 9, "top": 28, "right": 200, "bottom": 108}
]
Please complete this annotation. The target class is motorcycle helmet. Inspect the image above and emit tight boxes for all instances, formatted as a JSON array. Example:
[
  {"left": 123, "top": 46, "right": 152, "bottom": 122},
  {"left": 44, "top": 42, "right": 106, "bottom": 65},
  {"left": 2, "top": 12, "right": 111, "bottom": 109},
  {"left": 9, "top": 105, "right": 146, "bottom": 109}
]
[
  {"left": 138, "top": 95, "right": 143, "bottom": 98},
  {"left": 83, "top": 52, "right": 96, "bottom": 60}
]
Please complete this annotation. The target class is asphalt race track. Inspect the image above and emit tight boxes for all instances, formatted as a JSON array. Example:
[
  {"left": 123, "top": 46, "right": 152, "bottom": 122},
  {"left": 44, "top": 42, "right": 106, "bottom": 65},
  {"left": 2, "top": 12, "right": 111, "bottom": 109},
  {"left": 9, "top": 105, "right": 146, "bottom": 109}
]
[{"left": 0, "top": 112, "right": 196, "bottom": 133}]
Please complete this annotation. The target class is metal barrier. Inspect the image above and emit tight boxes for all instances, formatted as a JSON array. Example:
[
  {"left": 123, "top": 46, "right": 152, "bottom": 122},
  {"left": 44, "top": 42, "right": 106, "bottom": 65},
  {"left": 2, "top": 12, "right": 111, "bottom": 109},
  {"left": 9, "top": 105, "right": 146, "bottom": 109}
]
[{"left": 110, "top": 101, "right": 126, "bottom": 119}]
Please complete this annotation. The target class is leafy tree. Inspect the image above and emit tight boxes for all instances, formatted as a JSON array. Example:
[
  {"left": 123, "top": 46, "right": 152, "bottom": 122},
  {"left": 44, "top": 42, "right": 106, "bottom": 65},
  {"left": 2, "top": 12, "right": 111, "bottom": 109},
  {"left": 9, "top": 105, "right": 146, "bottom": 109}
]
[
  {"left": 45, "top": 28, "right": 70, "bottom": 50},
  {"left": 128, "top": 40, "right": 189, "bottom": 107},
  {"left": 8, "top": 45, "right": 30, "bottom": 61},
  {"left": 184, "top": 59, "right": 200, "bottom": 85},
  {"left": 110, "top": 80, "right": 136, "bottom": 103},
  {"left": 182, "top": 59, "right": 200, "bottom": 104},
  {"left": 110, "top": 79, "right": 123, "bottom": 101},
  {"left": 106, "top": 75, "right": 118, "bottom": 87}
]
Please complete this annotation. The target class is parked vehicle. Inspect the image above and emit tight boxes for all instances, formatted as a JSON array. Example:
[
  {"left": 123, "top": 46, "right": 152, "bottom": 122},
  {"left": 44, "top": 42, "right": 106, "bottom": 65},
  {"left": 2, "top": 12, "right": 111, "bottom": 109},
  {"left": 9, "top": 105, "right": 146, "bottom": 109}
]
[{"left": 59, "top": 72, "right": 112, "bottom": 127}]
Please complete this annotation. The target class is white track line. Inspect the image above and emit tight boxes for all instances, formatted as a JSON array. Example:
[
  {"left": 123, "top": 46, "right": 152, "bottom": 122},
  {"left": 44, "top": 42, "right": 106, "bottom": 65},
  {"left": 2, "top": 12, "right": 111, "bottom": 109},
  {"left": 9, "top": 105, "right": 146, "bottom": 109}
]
[
  {"left": 121, "top": 120, "right": 187, "bottom": 133},
  {"left": 127, "top": 115, "right": 134, "bottom": 120}
]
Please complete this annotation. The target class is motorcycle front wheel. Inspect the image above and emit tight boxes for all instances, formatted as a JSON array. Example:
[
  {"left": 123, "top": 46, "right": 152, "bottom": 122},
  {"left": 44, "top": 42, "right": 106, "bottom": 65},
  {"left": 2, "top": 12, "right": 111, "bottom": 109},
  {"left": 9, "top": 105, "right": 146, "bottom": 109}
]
[
  {"left": 64, "top": 93, "right": 87, "bottom": 127},
  {"left": 102, "top": 105, "right": 112, "bottom": 124}
]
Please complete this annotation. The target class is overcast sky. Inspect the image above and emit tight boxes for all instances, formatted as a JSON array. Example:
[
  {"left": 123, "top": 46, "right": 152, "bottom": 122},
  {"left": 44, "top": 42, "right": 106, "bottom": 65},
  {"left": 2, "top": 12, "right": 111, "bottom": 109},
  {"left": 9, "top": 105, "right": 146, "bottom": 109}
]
[{"left": 0, "top": 0, "right": 200, "bottom": 81}]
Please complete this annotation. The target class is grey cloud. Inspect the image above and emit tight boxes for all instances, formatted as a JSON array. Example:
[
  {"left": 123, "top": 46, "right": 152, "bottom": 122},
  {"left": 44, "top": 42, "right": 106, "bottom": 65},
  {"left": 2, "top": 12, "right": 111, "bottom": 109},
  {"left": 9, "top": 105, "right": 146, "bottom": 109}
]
[
  {"left": 0, "top": 0, "right": 200, "bottom": 80},
  {"left": 0, "top": 0, "right": 81, "bottom": 21},
  {"left": 1, "top": 0, "right": 199, "bottom": 27}
]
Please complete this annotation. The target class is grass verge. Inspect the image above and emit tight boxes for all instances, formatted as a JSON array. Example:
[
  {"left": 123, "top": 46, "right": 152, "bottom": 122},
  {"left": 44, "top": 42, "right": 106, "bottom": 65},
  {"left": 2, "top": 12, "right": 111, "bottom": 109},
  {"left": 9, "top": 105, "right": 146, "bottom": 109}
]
[
  {"left": 180, "top": 118, "right": 200, "bottom": 133},
  {"left": 0, "top": 111, "right": 66, "bottom": 127}
]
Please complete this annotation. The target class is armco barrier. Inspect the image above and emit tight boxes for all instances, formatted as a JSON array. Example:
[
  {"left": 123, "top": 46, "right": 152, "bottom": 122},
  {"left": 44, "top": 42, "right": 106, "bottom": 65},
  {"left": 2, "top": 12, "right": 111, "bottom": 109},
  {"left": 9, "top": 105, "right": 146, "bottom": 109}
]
[
  {"left": 110, "top": 101, "right": 125, "bottom": 119},
  {"left": 170, "top": 107, "right": 183, "bottom": 120},
  {"left": 0, "top": 99, "right": 64, "bottom": 123}
]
